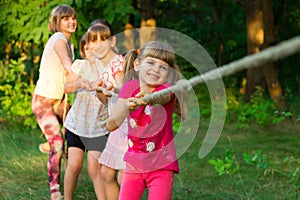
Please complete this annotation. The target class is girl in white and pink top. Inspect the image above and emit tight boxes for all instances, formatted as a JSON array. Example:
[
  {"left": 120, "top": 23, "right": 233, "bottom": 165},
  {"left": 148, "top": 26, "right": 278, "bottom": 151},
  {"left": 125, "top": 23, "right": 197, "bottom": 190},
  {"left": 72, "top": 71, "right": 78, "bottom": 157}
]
[{"left": 86, "top": 19, "right": 128, "bottom": 200}]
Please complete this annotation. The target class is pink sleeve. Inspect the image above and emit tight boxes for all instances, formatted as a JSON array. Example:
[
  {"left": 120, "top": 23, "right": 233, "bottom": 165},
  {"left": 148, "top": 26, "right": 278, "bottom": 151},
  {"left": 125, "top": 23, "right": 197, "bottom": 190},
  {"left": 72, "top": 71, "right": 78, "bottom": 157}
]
[{"left": 119, "top": 80, "right": 140, "bottom": 99}]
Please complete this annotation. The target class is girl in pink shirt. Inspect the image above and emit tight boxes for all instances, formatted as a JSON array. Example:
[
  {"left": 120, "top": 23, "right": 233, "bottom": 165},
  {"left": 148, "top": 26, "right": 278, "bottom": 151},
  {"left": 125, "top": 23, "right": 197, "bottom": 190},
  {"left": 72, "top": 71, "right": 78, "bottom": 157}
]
[{"left": 107, "top": 41, "right": 186, "bottom": 200}]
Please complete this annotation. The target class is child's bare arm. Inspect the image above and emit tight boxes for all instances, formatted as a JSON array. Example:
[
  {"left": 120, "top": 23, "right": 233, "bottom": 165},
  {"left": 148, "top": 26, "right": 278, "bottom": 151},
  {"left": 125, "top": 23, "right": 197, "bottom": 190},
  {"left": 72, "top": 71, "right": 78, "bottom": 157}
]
[
  {"left": 54, "top": 39, "right": 72, "bottom": 74},
  {"left": 113, "top": 71, "right": 124, "bottom": 93},
  {"left": 64, "top": 71, "right": 91, "bottom": 94},
  {"left": 106, "top": 98, "right": 129, "bottom": 131}
]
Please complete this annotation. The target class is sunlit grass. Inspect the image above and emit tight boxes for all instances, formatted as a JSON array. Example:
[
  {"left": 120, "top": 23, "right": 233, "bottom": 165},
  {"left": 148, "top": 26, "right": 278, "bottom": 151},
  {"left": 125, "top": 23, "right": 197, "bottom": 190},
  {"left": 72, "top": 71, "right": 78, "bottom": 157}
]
[{"left": 0, "top": 120, "right": 299, "bottom": 199}]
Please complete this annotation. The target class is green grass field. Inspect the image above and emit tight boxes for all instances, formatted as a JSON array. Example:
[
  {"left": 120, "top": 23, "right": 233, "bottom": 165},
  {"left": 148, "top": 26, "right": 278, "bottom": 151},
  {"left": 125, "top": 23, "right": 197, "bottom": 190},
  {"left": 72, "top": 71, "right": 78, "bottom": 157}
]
[{"left": 0, "top": 120, "right": 299, "bottom": 200}]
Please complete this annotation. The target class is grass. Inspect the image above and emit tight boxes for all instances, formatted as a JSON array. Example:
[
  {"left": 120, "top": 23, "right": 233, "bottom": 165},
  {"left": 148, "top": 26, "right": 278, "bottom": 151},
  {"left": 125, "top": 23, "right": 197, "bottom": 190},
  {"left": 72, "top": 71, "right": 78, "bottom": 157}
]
[{"left": 0, "top": 120, "right": 299, "bottom": 200}]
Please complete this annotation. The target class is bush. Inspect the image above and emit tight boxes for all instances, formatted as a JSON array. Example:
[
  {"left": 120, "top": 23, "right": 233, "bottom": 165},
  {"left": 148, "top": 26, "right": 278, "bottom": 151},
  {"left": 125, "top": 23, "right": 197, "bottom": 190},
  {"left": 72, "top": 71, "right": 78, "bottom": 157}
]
[
  {"left": 0, "top": 59, "right": 37, "bottom": 128},
  {"left": 226, "top": 86, "right": 294, "bottom": 128}
]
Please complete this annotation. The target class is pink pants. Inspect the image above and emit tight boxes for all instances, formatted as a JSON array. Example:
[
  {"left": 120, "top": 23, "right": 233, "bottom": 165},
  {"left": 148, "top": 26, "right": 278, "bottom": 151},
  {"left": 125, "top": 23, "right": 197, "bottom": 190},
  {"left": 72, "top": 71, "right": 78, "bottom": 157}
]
[
  {"left": 119, "top": 169, "right": 174, "bottom": 200},
  {"left": 31, "top": 94, "right": 64, "bottom": 194}
]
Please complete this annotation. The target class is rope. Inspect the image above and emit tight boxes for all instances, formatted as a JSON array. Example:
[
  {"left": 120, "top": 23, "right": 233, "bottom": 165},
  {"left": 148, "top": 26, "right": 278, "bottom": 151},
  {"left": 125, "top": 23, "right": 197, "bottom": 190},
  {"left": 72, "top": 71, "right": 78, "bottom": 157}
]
[
  {"left": 143, "top": 35, "right": 300, "bottom": 101},
  {"left": 97, "top": 87, "right": 119, "bottom": 98},
  {"left": 98, "top": 35, "right": 300, "bottom": 101}
]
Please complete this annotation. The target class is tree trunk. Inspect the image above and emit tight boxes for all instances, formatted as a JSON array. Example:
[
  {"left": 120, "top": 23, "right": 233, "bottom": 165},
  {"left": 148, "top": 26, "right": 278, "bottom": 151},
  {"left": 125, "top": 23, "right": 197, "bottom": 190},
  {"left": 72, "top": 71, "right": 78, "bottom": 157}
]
[
  {"left": 124, "top": 23, "right": 135, "bottom": 51},
  {"left": 245, "top": 0, "right": 265, "bottom": 102},
  {"left": 124, "top": 0, "right": 137, "bottom": 51},
  {"left": 138, "top": 0, "right": 156, "bottom": 48},
  {"left": 261, "top": 0, "right": 284, "bottom": 109},
  {"left": 211, "top": 0, "right": 224, "bottom": 67}
]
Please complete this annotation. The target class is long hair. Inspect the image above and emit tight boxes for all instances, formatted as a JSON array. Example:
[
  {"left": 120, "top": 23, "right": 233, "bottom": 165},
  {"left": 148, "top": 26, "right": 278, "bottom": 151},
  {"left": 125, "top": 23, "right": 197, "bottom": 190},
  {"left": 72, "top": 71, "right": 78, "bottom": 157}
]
[
  {"left": 48, "top": 4, "right": 76, "bottom": 33},
  {"left": 79, "top": 32, "right": 88, "bottom": 59},
  {"left": 122, "top": 49, "right": 139, "bottom": 84}
]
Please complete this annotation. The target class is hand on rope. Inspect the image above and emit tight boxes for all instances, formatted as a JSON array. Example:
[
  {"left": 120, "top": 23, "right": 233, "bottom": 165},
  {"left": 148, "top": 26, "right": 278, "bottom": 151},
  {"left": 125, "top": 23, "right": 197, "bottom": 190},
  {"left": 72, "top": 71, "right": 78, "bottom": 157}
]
[
  {"left": 93, "top": 80, "right": 114, "bottom": 103},
  {"left": 97, "top": 85, "right": 118, "bottom": 98},
  {"left": 130, "top": 90, "right": 151, "bottom": 108},
  {"left": 77, "top": 77, "right": 92, "bottom": 90}
]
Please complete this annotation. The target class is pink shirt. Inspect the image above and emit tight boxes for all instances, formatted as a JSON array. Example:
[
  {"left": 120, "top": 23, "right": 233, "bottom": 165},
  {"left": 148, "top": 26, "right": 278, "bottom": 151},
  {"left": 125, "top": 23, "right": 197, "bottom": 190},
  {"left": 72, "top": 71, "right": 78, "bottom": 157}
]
[{"left": 119, "top": 80, "right": 179, "bottom": 173}]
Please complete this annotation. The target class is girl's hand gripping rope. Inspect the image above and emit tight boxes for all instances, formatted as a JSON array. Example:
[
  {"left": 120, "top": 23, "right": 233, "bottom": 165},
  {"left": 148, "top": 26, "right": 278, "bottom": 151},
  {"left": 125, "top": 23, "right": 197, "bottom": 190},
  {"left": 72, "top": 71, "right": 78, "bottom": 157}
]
[
  {"left": 128, "top": 90, "right": 151, "bottom": 111},
  {"left": 77, "top": 77, "right": 92, "bottom": 90},
  {"left": 94, "top": 79, "right": 108, "bottom": 103},
  {"left": 97, "top": 83, "right": 118, "bottom": 98},
  {"left": 88, "top": 79, "right": 101, "bottom": 90},
  {"left": 96, "top": 80, "right": 116, "bottom": 103}
]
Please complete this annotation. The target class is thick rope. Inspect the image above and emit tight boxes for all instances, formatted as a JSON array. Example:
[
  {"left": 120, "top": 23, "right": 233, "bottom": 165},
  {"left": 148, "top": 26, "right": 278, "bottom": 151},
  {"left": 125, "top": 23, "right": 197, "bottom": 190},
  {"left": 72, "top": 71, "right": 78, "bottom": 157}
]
[
  {"left": 143, "top": 35, "right": 300, "bottom": 101},
  {"left": 98, "top": 35, "right": 300, "bottom": 100}
]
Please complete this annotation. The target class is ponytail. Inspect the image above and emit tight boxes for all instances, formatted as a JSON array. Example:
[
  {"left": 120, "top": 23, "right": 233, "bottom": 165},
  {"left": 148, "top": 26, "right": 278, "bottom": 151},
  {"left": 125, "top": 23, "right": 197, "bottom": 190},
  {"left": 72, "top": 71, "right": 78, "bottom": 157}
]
[{"left": 123, "top": 49, "right": 139, "bottom": 84}]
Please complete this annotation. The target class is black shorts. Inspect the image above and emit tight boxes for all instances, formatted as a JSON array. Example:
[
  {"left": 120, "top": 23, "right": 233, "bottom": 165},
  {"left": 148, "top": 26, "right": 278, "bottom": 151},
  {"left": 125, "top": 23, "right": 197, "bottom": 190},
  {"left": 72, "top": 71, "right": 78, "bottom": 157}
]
[{"left": 66, "top": 128, "right": 107, "bottom": 152}]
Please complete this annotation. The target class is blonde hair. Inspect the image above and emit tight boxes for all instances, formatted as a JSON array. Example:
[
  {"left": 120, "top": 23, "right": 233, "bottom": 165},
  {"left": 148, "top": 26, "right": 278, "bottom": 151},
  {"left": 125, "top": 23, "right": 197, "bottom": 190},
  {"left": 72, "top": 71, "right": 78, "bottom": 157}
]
[
  {"left": 48, "top": 5, "right": 77, "bottom": 33},
  {"left": 137, "top": 41, "right": 175, "bottom": 68},
  {"left": 122, "top": 49, "right": 139, "bottom": 84}
]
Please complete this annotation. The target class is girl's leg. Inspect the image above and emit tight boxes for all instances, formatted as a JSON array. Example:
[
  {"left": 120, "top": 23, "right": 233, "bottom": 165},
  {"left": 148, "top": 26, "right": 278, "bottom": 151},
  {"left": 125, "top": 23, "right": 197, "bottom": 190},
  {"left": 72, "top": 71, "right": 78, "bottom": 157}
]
[
  {"left": 32, "top": 94, "right": 63, "bottom": 200},
  {"left": 146, "top": 170, "right": 174, "bottom": 200},
  {"left": 101, "top": 165, "right": 119, "bottom": 200},
  {"left": 119, "top": 172, "right": 146, "bottom": 200},
  {"left": 117, "top": 169, "right": 124, "bottom": 185},
  {"left": 87, "top": 151, "right": 106, "bottom": 200},
  {"left": 63, "top": 147, "right": 84, "bottom": 200},
  {"left": 48, "top": 134, "right": 64, "bottom": 196}
]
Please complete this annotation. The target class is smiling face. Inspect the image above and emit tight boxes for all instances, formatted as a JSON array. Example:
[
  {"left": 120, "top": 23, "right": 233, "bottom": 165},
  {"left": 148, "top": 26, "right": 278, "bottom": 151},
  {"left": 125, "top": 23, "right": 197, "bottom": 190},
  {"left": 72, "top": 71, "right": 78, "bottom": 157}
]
[
  {"left": 137, "top": 57, "right": 170, "bottom": 91},
  {"left": 134, "top": 41, "right": 175, "bottom": 91},
  {"left": 48, "top": 5, "right": 77, "bottom": 34},
  {"left": 59, "top": 15, "right": 77, "bottom": 35}
]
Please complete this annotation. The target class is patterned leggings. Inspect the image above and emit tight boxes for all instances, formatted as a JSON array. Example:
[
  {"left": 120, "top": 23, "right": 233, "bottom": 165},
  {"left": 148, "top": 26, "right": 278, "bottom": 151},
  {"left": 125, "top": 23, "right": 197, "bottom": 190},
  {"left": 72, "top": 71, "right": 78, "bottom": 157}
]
[{"left": 31, "top": 94, "right": 64, "bottom": 194}]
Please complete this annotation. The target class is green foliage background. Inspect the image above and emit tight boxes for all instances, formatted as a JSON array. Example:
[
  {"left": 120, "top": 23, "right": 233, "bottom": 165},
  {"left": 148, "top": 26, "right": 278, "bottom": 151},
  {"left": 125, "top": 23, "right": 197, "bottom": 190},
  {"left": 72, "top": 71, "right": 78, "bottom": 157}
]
[{"left": 0, "top": 0, "right": 299, "bottom": 127}]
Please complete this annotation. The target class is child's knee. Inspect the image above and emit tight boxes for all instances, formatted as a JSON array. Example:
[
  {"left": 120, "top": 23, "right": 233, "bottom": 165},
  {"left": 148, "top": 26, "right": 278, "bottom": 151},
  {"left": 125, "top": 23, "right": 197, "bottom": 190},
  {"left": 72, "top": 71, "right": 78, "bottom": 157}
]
[
  {"left": 87, "top": 164, "right": 100, "bottom": 179},
  {"left": 67, "top": 161, "right": 83, "bottom": 175},
  {"left": 101, "top": 165, "right": 116, "bottom": 182}
]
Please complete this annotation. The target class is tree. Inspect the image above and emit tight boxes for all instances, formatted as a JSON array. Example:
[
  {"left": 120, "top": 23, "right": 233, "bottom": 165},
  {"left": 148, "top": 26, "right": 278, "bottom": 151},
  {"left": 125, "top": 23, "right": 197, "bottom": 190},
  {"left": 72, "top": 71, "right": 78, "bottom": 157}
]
[
  {"left": 244, "top": 0, "right": 284, "bottom": 109},
  {"left": 123, "top": 0, "right": 157, "bottom": 51},
  {"left": 245, "top": 0, "right": 265, "bottom": 102},
  {"left": 138, "top": 0, "right": 157, "bottom": 47},
  {"left": 261, "top": 0, "right": 284, "bottom": 108}
]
